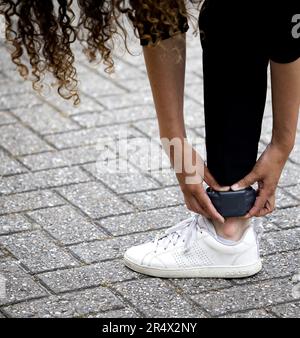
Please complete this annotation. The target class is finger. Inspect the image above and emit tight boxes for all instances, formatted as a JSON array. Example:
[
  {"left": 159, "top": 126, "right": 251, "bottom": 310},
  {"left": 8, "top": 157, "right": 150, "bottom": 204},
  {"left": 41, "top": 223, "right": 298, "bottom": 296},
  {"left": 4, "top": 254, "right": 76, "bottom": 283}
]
[
  {"left": 188, "top": 194, "right": 210, "bottom": 218},
  {"left": 248, "top": 192, "right": 269, "bottom": 217},
  {"left": 231, "top": 171, "right": 258, "bottom": 191},
  {"left": 250, "top": 187, "right": 276, "bottom": 217},
  {"left": 184, "top": 193, "right": 208, "bottom": 217},
  {"left": 256, "top": 197, "right": 275, "bottom": 217},
  {"left": 204, "top": 166, "right": 230, "bottom": 191},
  {"left": 192, "top": 188, "right": 225, "bottom": 223},
  {"left": 184, "top": 196, "right": 193, "bottom": 213},
  {"left": 241, "top": 213, "right": 252, "bottom": 219}
]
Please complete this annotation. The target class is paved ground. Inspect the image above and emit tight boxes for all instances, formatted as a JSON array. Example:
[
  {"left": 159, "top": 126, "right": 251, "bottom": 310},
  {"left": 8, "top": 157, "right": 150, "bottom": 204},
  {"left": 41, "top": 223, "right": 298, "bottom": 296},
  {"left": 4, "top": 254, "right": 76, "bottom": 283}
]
[{"left": 0, "top": 20, "right": 299, "bottom": 318}]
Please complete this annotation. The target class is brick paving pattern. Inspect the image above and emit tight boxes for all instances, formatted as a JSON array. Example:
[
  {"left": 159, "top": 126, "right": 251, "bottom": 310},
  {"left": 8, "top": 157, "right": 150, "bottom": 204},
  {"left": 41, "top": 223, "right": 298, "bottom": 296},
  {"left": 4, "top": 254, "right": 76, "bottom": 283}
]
[{"left": 0, "top": 21, "right": 299, "bottom": 318}]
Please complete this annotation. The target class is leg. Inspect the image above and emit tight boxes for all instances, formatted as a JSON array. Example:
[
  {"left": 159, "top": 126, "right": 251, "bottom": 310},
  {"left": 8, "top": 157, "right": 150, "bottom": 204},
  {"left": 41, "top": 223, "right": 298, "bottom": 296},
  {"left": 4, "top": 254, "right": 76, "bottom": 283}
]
[
  {"left": 199, "top": 0, "right": 269, "bottom": 239},
  {"left": 199, "top": 0, "right": 269, "bottom": 187}
]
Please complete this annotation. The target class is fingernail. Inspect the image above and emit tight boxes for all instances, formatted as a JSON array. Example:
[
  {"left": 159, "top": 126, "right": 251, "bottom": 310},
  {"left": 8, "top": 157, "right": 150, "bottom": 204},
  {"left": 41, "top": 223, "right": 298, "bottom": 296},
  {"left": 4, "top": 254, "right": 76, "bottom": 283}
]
[
  {"left": 219, "top": 186, "right": 230, "bottom": 191},
  {"left": 231, "top": 184, "right": 240, "bottom": 191}
]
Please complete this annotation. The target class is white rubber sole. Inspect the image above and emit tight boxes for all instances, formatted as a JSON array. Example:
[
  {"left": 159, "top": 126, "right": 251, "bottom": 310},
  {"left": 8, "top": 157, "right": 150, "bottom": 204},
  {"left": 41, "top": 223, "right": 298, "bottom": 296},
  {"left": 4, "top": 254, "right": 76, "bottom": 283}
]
[{"left": 124, "top": 255, "right": 262, "bottom": 279}]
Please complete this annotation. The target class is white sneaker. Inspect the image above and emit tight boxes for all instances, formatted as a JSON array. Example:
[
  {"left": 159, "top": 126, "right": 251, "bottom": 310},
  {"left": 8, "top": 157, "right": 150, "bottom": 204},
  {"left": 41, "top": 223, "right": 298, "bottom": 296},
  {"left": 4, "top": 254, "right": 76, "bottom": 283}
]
[{"left": 124, "top": 214, "right": 262, "bottom": 278}]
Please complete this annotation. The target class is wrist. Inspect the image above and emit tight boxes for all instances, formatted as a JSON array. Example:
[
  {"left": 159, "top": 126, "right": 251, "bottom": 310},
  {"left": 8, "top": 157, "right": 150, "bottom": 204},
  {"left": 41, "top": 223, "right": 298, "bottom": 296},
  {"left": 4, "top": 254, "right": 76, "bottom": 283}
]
[
  {"left": 159, "top": 129, "right": 186, "bottom": 140},
  {"left": 161, "top": 136, "right": 187, "bottom": 168},
  {"left": 270, "top": 139, "right": 294, "bottom": 157}
]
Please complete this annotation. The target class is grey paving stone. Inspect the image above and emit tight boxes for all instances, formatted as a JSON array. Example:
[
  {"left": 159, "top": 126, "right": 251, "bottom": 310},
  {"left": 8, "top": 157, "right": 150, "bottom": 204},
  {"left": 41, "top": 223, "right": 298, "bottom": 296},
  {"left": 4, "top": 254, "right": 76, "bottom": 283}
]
[
  {"left": 265, "top": 207, "right": 300, "bottom": 229},
  {"left": 0, "top": 258, "right": 48, "bottom": 306},
  {"left": 260, "top": 218, "right": 280, "bottom": 232},
  {"left": 263, "top": 91, "right": 273, "bottom": 118},
  {"left": 123, "top": 187, "right": 184, "bottom": 211},
  {"left": 0, "top": 190, "right": 63, "bottom": 215},
  {"left": 121, "top": 78, "right": 152, "bottom": 92},
  {"left": 150, "top": 168, "right": 178, "bottom": 186},
  {"left": 184, "top": 99, "right": 205, "bottom": 128},
  {"left": 0, "top": 93, "right": 42, "bottom": 110},
  {"left": 83, "top": 161, "right": 160, "bottom": 194},
  {"left": 171, "top": 278, "right": 232, "bottom": 295},
  {"left": 188, "top": 129, "right": 205, "bottom": 147},
  {"left": 0, "top": 68, "right": 24, "bottom": 83},
  {"left": 98, "top": 205, "right": 190, "bottom": 236},
  {"left": 45, "top": 125, "right": 140, "bottom": 149},
  {"left": 290, "top": 143, "right": 300, "bottom": 165},
  {"left": 261, "top": 116, "right": 273, "bottom": 138},
  {"left": 260, "top": 228, "right": 300, "bottom": 255},
  {"left": 13, "top": 105, "right": 80, "bottom": 135},
  {"left": 0, "top": 214, "right": 34, "bottom": 235},
  {"left": 98, "top": 91, "right": 153, "bottom": 110},
  {"left": 68, "top": 231, "right": 157, "bottom": 264},
  {"left": 0, "top": 124, "right": 52, "bottom": 156},
  {"left": 191, "top": 278, "right": 298, "bottom": 317},
  {"left": 3, "top": 287, "right": 124, "bottom": 318},
  {"left": 133, "top": 119, "right": 161, "bottom": 140},
  {"left": 233, "top": 251, "right": 300, "bottom": 285},
  {"left": 121, "top": 136, "right": 171, "bottom": 172},
  {"left": 115, "top": 52, "right": 145, "bottom": 69},
  {"left": 58, "top": 182, "right": 135, "bottom": 218},
  {"left": 20, "top": 145, "right": 116, "bottom": 171},
  {"left": 38, "top": 259, "right": 141, "bottom": 293},
  {"left": 0, "top": 80, "right": 32, "bottom": 96},
  {"left": 45, "top": 92, "right": 105, "bottom": 116},
  {"left": 0, "top": 151, "right": 25, "bottom": 176},
  {"left": 186, "top": 71, "right": 203, "bottom": 86},
  {"left": 276, "top": 188, "right": 299, "bottom": 209},
  {"left": 27, "top": 205, "right": 107, "bottom": 245},
  {"left": 186, "top": 54, "right": 203, "bottom": 73},
  {"left": 279, "top": 163, "right": 300, "bottom": 187},
  {"left": 113, "top": 278, "right": 206, "bottom": 318},
  {"left": 283, "top": 185, "right": 300, "bottom": 202},
  {"left": 258, "top": 141, "right": 267, "bottom": 155},
  {"left": 270, "top": 302, "right": 300, "bottom": 318},
  {"left": 72, "top": 105, "right": 155, "bottom": 128},
  {"left": 221, "top": 309, "right": 275, "bottom": 318},
  {"left": 194, "top": 127, "right": 205, "bottom": 138},
  {"left": 0, "top": 111, "right": 16, "bottom": 125},
  {"left": 185, "top": 83, "right": 204, "bottom": 105},
  {"left": 0, "top": 167, "right": 91, "bottom": 195},
  {"left": 86, "top": 307, "right": 138, "bottom": 318},
  {"left": 78, "top": 72, "right": 125, "bottom": 100},
  {"left": 0, "top": 231, "right": 78, "bottom": 273},
  {"left": 100, "top": 59, "right": 145, "bottom": 82}
]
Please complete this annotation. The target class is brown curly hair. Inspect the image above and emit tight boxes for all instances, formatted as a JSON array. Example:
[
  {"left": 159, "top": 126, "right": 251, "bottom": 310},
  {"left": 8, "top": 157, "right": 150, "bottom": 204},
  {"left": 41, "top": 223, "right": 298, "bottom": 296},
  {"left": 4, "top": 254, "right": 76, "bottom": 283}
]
[{"left": 0, "top": 0, "right": 201, "bottom": 105}]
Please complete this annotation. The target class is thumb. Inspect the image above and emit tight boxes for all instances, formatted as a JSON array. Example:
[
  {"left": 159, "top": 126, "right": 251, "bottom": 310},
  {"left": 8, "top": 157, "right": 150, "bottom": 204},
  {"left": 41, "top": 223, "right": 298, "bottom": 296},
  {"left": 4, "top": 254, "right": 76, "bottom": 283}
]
[
  {"left": 231, "top": 171, "right": 258, "bottom": 191},
  {"left": 204, "top": 166, "right": 230, "bottom": 191}
]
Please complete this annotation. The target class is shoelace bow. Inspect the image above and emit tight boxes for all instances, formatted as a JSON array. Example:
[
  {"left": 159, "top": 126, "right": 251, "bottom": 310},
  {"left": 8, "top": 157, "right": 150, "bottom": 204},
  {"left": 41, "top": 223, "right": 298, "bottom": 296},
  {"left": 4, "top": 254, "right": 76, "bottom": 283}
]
[{"left": 153, "top": 214, "right": 203, "bottom": 254}]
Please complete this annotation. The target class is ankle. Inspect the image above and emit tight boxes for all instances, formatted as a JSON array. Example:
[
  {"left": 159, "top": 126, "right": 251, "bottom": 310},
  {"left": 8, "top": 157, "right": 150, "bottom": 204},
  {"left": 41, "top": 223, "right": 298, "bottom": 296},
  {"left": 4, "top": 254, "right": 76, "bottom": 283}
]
[{"left": 212, "top": 217, "right": 250, "bottom": 241}]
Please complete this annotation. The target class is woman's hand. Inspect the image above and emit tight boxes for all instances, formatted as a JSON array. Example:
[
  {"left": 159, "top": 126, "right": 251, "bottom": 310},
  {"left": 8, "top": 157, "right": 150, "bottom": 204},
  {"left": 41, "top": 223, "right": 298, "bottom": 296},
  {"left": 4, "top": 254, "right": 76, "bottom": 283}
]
[
  {"left": 231, "top": 143, "right": 291, "bottom": 217},
  {"left": 169, "top": 141, "right": 229, "bottom": 223}
]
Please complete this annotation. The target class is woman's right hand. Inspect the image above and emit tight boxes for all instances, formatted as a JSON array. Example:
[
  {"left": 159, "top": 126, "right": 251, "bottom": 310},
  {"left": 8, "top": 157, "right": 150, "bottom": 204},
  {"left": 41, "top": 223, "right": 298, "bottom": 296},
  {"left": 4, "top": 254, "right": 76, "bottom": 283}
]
[{"left": 171, "top": 141, "right": 230, "bottom": 224}]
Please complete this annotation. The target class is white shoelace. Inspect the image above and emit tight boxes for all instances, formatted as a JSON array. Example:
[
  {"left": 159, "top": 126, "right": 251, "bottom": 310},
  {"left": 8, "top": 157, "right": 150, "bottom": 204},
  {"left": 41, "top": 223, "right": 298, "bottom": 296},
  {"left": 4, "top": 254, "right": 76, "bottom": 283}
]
[{"left": 153, "top": 214, "right": 203, "bottom": 254}]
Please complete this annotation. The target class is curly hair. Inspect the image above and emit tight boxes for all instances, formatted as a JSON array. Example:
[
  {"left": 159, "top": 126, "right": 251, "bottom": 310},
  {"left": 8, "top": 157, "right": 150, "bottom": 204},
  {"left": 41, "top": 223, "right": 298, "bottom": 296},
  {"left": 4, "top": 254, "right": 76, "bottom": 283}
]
[{"left": 0, "top": 0, "right": 201, "bottom": 105}]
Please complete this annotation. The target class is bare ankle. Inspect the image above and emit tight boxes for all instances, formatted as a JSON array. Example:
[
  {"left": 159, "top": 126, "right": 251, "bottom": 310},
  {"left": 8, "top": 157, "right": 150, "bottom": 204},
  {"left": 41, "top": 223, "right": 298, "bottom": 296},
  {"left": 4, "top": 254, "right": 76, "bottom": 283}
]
[{"left": 212, "top": 217, "right": 250, "bottom": 241}]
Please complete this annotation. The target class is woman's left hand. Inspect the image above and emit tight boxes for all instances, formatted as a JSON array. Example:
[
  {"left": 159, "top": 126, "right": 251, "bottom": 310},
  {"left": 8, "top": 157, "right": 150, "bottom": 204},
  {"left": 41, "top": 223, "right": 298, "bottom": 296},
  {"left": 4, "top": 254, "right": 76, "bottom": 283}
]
[{"left": 230, "top": 143, "right": 291, "bottom": 217}]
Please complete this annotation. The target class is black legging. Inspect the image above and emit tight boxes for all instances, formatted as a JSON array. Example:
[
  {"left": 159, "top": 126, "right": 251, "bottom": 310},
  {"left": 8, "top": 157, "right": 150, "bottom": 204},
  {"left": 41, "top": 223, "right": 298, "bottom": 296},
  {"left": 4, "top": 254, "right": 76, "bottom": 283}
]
[
  {"left": 199, "top": 0, "right": 299, "bottom": 186},
  {"left": 133, "top": 0, "right": 300, "bottom": 186}
]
